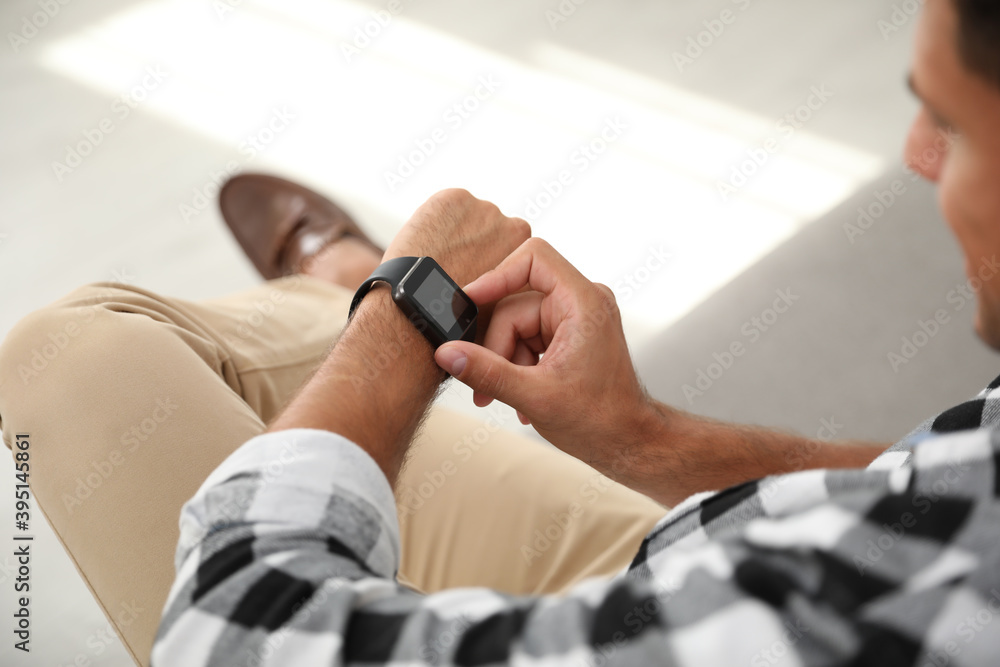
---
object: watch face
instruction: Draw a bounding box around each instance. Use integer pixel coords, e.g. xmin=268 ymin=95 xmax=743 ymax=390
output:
xmin=398 ymin=258 xmax=478 ymax=344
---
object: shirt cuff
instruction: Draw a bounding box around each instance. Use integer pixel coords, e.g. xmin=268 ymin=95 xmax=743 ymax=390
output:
xmin=176 ymin=428 xmax=401 ymax=579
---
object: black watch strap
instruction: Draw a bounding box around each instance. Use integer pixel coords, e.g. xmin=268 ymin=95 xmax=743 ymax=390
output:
xmin=348 ymin=256 xmax=419 ymax=320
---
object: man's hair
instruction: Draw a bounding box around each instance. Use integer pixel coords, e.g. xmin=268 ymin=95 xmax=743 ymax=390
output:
xmin=953 ymin=0 xmax=1000 ymax=88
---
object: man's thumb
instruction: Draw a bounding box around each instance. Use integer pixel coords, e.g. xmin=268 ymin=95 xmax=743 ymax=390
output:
xmin=435 ymin=342 xmax=525 ymax=406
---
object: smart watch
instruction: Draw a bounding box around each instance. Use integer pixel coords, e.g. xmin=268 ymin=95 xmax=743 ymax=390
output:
xmin=348 ymin=257 xmax=478 ymax=349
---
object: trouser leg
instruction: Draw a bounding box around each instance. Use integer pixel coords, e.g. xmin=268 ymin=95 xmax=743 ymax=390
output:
xmin=0 ymin=276 xmax=665 ymax=664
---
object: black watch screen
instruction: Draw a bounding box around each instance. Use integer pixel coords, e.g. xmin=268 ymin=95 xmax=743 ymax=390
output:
xmin=397 ymin=258 xmax=478 ymax=347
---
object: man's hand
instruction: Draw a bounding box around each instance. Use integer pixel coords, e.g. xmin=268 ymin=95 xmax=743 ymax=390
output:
xmin=434 ymin=239 xmax=889 ymax=507
xmin=432 ymin=238 xmax=671 ymax=493
xmin=383 ymin=189 xmax=531 ymax=288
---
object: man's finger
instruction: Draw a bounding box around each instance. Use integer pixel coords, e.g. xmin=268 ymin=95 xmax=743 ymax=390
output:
xmin=482 ymin=291 xmax=545 ymax=361
xmin=470 ymin=339 xmax=538 ymax=408
xmin=511 ymin=340 xmax=539 ymax=368
xmin=473 ymin=390 xmax=494 ymax=408
xmin=464 ymin=238 xmax=591 ymax=306
xmin=435 ymin=341 xmax=530 ymax=408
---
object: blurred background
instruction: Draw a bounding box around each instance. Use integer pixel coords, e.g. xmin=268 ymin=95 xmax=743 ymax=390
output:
xmin=2 ymin=0 xmax=997 ymax=664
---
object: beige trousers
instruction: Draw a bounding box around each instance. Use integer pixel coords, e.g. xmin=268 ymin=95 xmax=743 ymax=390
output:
xmin=0 ymin=275 xmax=665 ymax=666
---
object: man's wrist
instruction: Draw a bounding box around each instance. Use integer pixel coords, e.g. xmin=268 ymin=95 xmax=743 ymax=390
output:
xmin=268 ymin=285 xmax=445 ymax=487
xmin=346 ymin=284 xmax=445 ymax=385
xmin=333 ymin=282 xmax=446 ymax=434
xmin=588 ymin=397 xmax=678 ymax=505
xmin=600 ymin=401 xmax=762 ymax=507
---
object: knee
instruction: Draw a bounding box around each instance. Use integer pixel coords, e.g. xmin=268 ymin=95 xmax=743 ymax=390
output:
xmin=2 ymin=298 xmax=82 ymax=392
xmin=0 ymin=283 xmax=187 ymax=443
xmin=2 ymin=283 xmax=127 ymax=379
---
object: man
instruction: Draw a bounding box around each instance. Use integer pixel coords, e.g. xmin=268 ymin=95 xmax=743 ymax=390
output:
xmin=4 ymin=0 xmax=1000 ymax=665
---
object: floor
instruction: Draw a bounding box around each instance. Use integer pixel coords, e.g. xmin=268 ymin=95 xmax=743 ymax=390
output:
xmin=2 ymin=0 xmax=995 ymax=664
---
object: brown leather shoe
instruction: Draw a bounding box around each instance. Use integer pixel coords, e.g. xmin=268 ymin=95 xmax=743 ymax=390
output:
xmin=219 ymin=173 xmax=384 ymax=280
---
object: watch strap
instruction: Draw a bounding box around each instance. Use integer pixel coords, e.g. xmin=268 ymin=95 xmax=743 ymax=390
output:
xmin=348 ymin=256 xmax=419 ymax=320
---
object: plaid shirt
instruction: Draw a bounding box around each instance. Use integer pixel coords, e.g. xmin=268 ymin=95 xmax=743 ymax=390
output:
xmin=152 ymin=374 xmax=1000 ymax=666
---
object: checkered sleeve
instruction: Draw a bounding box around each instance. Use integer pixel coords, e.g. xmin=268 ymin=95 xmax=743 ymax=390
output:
xmin=152 ymin=426 xmax=1000 ymax=666
xmin=869 ymin=372 xmax=1000 ymax=471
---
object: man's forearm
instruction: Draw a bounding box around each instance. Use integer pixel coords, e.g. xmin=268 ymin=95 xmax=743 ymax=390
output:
xmin=617 ymin=401 xmax=889 ymax=507
xmin=267 ymin=287 xmax=444 ymax=487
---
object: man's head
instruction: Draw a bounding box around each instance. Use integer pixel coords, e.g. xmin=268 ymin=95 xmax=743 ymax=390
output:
xmin=906 ymin=0 xmax=1000 ymax=349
